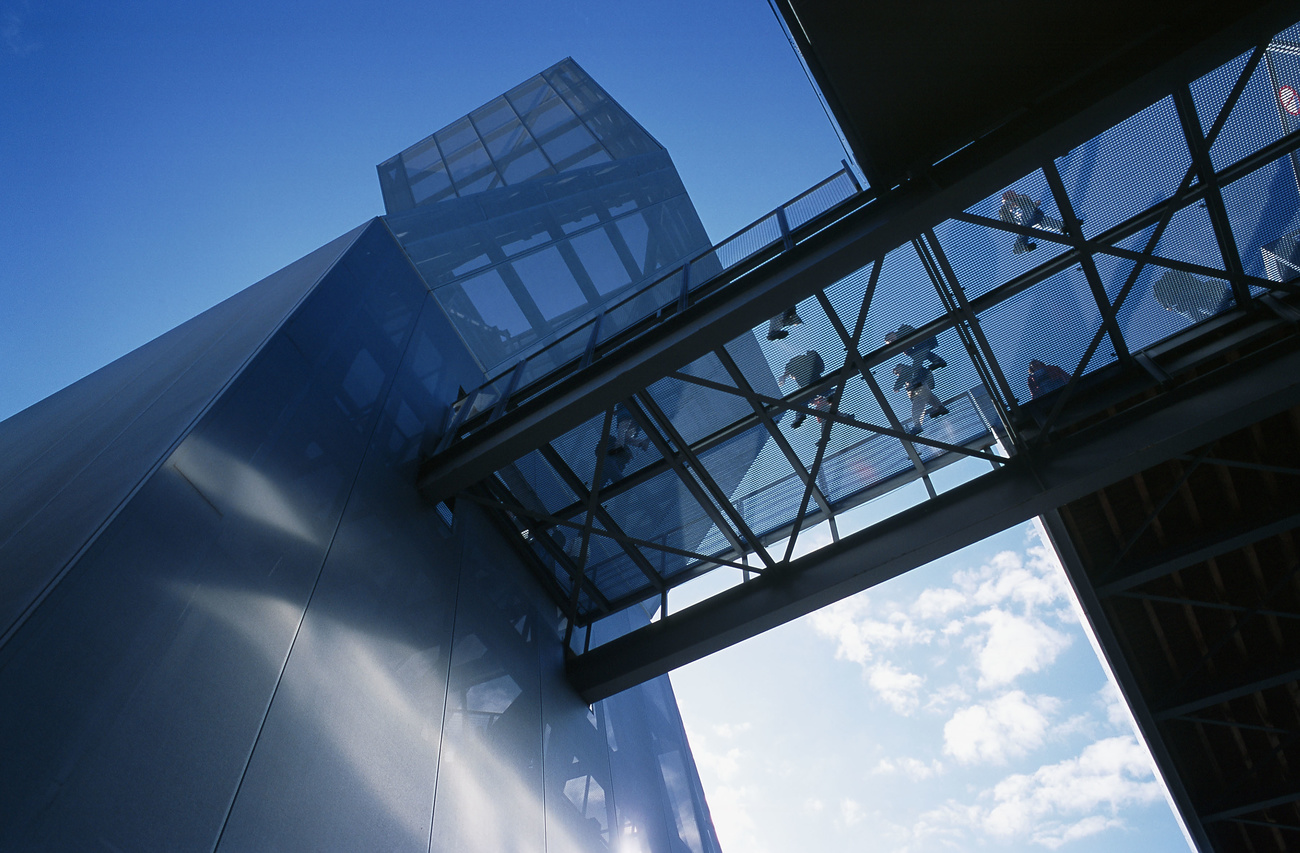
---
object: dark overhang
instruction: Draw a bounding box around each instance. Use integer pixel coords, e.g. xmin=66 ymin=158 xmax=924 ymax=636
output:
xmin=772 ymin=0 xmax=1300 ymax=189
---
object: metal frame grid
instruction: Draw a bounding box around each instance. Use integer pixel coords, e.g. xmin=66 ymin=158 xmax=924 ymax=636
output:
xmin=423 ymin=29 xmax=1300 ymax=641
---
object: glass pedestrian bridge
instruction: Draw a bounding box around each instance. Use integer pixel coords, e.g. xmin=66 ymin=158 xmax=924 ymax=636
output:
xmin=420 ymin=25 xmax=1300 ymax=647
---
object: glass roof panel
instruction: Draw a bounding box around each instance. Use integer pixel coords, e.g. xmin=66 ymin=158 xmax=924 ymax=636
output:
xmin=1057 ymin=97 xmax=1192 ymax=236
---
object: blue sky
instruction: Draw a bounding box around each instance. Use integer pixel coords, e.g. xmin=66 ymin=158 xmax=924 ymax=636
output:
xmin=672 ymin=513 xmax=1193 ymax=852
xmin=2 ymin=2 xmax=1194 ymax=850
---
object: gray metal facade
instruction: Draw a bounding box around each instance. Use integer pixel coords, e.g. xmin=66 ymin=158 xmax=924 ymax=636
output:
xmin=0 ymin=73 xmax=721 ymax=850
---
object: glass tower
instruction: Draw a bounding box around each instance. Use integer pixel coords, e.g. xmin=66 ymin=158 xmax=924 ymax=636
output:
xmin=380 ymin=58 xmax=717 ymax=375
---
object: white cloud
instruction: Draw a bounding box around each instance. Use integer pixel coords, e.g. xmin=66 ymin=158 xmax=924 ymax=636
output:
xmin=702 ymin=782 xmax=766 ymax=853
xmin=874 ymin=756 xmax=943 ymax=781
xmin=982 ymin=736 xmax=1163 ymax=842
xmin=910 ymin=801 xmax=982 ymax=849
xmin=3 ymin=11 xmax=39 ymax=57
xmin=1032 ymin=814 xmax=1125 ymax=849
xmin=810 ymin=595 xmax=933 ymax=665
xmin=696 ymin=746 xmax=744 ymax=782
xmin=970 ymin=608 xmax=1072 ymax=688
xmin=912 ymin=736 xmax=1164 ymax=850
xmin=943 ymin=691 xmax=1060 ymax=764
xmin=923 ymin=682 xmax=970 ymax=712
xmin=712 ymin=721 xmax=753 ymax=739
xmin=840 ymin=798 xmax=865 ymax=827
xmin=911 ymin=586 xmax=968 ymax=620
xmin=955 ymin=546 xmax=1070 ymax=612
xmin=802 ymin=798 xmax=825 ymax=814
xmin=868 ymin=661 xmax=925 ymax=715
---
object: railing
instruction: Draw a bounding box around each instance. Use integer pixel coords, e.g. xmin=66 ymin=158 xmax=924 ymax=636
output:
xmin=434 ymin=164 xmax=868 ymax=454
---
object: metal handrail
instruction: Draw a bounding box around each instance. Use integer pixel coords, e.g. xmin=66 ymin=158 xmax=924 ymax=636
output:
xmin=439 ymin=165 xmax=870 ymax=446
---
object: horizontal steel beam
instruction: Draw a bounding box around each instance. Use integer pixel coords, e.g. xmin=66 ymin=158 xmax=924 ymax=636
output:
xmin=1203 ymin=787 xmax=1300 ymax=823
xmin=1152 ymin=664 xmax=1300 ymax=721
xmin=568 ymin=337 xmax=1300 ymax=702
xmin=1097 ymin=509 xmax=1300 ymax=595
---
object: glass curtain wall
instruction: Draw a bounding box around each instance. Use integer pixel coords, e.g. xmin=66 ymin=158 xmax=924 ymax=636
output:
xmin=378 ymin=58 xmax=714 ymax=376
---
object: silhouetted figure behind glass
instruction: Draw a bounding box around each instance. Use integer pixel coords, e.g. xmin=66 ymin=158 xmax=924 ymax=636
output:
xmin=999 ymin=190 xmax=1064 ymax=254
xmin=892 ymin=362 xmax=948 ymax=435
xmin=596 ymin=404 xmax=651 ymax=486
xmin=1153 ymin=269 xmax=1233 ymax=323
xmin=780 ymin=350 xmax=825 ymax=428
xmin=1027 ymin=359 xmax=1070 ymax=399
xmin=885 ymin=324 xmax=946 ymax=369
xmin=767 ymin=306 xmax=803 ymax=340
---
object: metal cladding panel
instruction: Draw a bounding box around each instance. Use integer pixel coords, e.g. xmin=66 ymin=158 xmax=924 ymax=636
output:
xmin=0 ymin=221 xmax=415 ymax=849
xmin=0 ymin=223 xmax=367 ymax=646
xmin=212 ymin=231 xmax=467 ymax=852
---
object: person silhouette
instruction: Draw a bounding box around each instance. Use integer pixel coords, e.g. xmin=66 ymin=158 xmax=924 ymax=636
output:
xmin=998 ymin=190 xmax=1065 ymax=254
xmin=892 ymin=362 xmax=948 ymax=434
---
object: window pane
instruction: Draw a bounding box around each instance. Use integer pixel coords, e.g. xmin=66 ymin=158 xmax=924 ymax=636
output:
xmin=511 ymin=247 xmax=587 ymax=321
xmin=571 ymin=227 xmax=634 ymax=294
xmin=543 ymin=123 xmax=600 ymax=166
xmin=435 ymin=117 xmax=478 ymax=156
xmin=484 ymin=118 xmax=533 ymax=161
xmin=402 ymin=137 xmax=444 ymax=174
xmin=471 ymin=97 xmax=515 ymax=134
xmin=614 ymin=212 xmax=651 ymax=273
xmin=524 ymin=96 xmax=575 ymax=139
xmin=409 ymin=161 xmax=453 ymax=205
xmin=506 ymin=76 xmax=551 ymax=115
xmin=445 ymin=141 xmax=493 ymax=187
xmin=501 ymin=147 xmax=553 ymax=183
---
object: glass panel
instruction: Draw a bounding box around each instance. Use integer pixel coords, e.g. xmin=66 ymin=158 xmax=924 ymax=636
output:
xmin=979 ymin=268 xmax=1112 ymax=404
xmin=456 ymin=171 xmax=498 ymax=195
xmin=1222 ymin=154 xmax=1300 ymax=280
xmin=402 ymin=136 xmax=444 ymax=174
xmin=471 ymin=97 xmax=515 ymax=134
xmin=440 ymin=268 xmax=533 ymax=340
xmin=598 ymin=272 xmax=681 ymax=344
xmin=783 ymin=171 xmax=859 ymax=230
xmin=518 ymin=319 xmax=597 ymax=389
xmin=564 ymin=148 xmax=612 ymax=170
xmin=510 ymin=247 xmax=588 ymax=321
xmin=614 ymin=211 xmax=651 ymax=274
xmin=557 ymin=203 xmax=601 ymax=235
xmin=409 ymin=160 xmax=454 ymax=206
xmin=506 ymin=75 xmax=552 ymax=116
xmin=571 ymin=227 xmax=635 ymax=294
xmin=435 ymin=117 xmax=478 ymax=156
xmin=501 ymin=218 xmax=554 ymax=257
xmin=446 ymin=141 xmax=494 ymax=188
xmin=714 ymin=213 xmax=780 ymax=268
xmin=501 ymin=147 xmax=554 ymax=183
xmin=484 ymin=118 xmax=534 ymax=161
xmin=525 ymin=95 xmax=577 ymax=140
xmin=543 ymin=123 xmax=600 ymax=167
xmin=1055 ymin=96 xmax=1192 ymax=236
xmin=1208 ymin=47 xmax=1298 ymax=171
